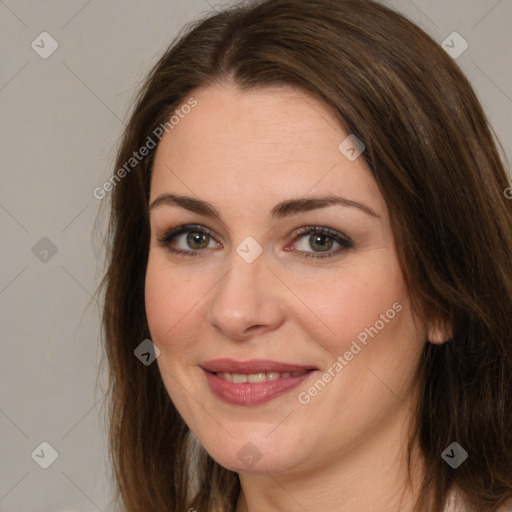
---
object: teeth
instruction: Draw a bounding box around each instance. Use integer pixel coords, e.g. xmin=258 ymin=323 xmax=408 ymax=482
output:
xmin=232 ymin=373 xmax=247 ymax=383
xmin=217 ymin=370 xmax=307 ymax=383
xmin=247 ymin=372 xmax=267 ymax=383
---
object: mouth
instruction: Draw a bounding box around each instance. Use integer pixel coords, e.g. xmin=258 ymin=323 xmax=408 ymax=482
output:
xmin=213 ymin=369 xmax=309 ymax=383
xmin=200 ymin=358 xmax=318 ymax=374
xmin=200 ymin=359 xmax=319 ymax=406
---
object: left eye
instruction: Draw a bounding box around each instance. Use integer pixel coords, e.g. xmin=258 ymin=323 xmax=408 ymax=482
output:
xmin=296 ymin=232 xmax=337 ymax=251
xmin=290 ymin=227 xmax=353 ymax=259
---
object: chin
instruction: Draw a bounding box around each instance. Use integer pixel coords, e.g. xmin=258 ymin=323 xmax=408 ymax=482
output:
xmin=198 ymin=434 xmax=306 ymax=475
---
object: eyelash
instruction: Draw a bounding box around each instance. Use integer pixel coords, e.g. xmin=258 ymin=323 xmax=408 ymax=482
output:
xmin=156 ymin=224 xmax=353 ymax=260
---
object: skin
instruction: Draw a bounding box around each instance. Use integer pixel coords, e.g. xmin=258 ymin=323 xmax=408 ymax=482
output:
xmin=145 ymin=81 xmax=443 ymax=512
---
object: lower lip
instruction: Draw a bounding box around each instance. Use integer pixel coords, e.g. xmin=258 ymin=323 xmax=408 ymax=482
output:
xmin=202 ymin=369 xmax=316 ymax=406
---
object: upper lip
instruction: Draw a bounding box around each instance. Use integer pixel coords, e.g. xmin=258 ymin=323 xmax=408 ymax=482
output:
xmin=200 ymin=358 xmax=318 ymax=374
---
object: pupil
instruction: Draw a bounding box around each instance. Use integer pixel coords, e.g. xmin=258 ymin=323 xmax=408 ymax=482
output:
xmin=187 ymin=232 xmax=208 ymax=249
xmin=311 ymin=234 xmax=332 ymax=252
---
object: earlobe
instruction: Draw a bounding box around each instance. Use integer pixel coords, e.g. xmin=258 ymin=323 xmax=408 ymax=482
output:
xmin=427 ymin=321 xmax=453 ymax=345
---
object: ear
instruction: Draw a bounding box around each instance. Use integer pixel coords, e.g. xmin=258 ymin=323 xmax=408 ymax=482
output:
xmin=427 ymin=319 xmax=453 ymax=345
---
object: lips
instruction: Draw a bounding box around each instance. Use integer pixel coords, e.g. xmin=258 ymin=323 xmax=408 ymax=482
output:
xmin=200 ymin=358 xmax=318 ymax=406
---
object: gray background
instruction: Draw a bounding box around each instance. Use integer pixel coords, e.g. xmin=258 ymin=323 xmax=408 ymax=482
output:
xmin=0 ymin=0 xmax=510 ymax=510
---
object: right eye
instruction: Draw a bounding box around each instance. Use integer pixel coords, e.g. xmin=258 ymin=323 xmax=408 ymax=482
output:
xmin=156 ymin=224 xmax=221 ymax=256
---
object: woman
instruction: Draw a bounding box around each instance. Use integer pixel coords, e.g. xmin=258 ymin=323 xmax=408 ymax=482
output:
xmin=98 ymin=0 xmax=512 ymax=510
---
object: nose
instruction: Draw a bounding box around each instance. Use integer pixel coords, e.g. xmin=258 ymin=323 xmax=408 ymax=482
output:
xmin=206 ymin=247 xmax=285 ymax=341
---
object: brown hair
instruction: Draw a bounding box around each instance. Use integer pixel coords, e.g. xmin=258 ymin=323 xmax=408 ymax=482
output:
xmin=97 ymin=0 xmax=512 ymax=510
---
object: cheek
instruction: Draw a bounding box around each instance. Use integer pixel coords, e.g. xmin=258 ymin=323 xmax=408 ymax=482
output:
xmin=144 ymin=254 xmax=200 ymax=350
xmin=292 ymin=255 xmax=407 ymax=356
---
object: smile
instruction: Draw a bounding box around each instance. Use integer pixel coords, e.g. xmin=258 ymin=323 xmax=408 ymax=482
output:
xmin=200 ymin=359 xmax=318 ymax=406
xmin=215 ymin=370 xmax=308 ymax=383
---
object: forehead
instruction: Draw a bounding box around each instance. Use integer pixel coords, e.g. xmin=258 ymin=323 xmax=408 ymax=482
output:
xmin=150 ymin=82 xmax=384 ymax=216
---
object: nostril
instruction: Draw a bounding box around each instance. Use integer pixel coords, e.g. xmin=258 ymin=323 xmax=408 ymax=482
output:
xmin=246 ymin=324 xmax=263 ymax=332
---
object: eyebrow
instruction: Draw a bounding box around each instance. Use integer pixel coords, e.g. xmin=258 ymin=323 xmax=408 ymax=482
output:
xmin=149 ymin=193 xmax=381 ymax=220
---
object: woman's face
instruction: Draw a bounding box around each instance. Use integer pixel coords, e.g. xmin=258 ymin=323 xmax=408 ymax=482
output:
xmin=145 ymin=82 xmax=427 ymax=475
